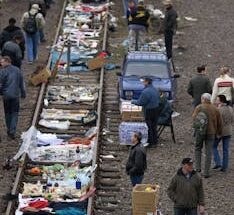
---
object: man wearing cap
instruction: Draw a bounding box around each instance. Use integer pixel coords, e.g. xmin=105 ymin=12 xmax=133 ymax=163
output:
xmin=192 ymin=93 xmax=223 ymax=178
xmin=132 ymin=77 xmax=160 ymax=146
xmin=21 ymin=4 xmax=45 ymax=63
xmin=167 ymin=158 xmax=205 ymax=215
xmin=126 ymin=132 xmax=147 ymax=186
xmin=29 ymin=0 xmax=47 ymax=42
xmin=163 ymin=0 xmax=178 ymax=59
xmin=127 ymin=0 xmax=150 ymax=49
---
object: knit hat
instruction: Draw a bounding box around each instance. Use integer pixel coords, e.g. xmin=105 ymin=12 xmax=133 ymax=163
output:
xmin=163 ymin=0 xmax=173 ymax=5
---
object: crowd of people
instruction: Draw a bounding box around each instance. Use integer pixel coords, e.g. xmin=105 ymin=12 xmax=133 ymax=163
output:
xmin=125 ymin=1 xmax=234 ymax=214
xmin=0 ymin=0 xmax=54 ymax=140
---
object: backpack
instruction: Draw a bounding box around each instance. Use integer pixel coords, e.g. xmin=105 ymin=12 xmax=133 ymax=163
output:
xmin=193 ymin=107 xmax=208 ymax=136
xmin=24 ymin=13 xmax=38 ymax=34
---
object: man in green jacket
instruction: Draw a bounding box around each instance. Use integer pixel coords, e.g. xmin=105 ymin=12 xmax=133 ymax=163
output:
xmin=187 ymin=65 xmax=212 ymax=107
xmin=167 ymin=158 xmax=205 ymax=215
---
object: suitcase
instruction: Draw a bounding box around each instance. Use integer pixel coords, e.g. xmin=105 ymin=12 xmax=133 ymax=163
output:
xmin=119 ymin=122 xmax=148 ymax=145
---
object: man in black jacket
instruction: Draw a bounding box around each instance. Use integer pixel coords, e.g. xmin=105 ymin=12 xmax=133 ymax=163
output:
xmin=0 ymin=56 xmax=26 ymax=139
xmin=1 ymin=35 xmax=24 ymax=68
xmin=163 ymin=0 xmax=177 ymax=59
xmin=187 ymin=65 xmax=212 ymax=107
xmin=167 ymin=158 xmax=205 ymax=215
xmin=128 ymin=0 xmax=150 ymax=49
xmin=126 ymin=132 xmax=147 ymax=186
xmin=0 ymin=18 xmax=25 ymax=58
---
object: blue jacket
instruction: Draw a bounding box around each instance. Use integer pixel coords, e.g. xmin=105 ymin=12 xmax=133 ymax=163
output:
xmin=0 ymin=65 xmax=26 ymax=99
xmin=132 ymin=84 xmax=160 ymax=111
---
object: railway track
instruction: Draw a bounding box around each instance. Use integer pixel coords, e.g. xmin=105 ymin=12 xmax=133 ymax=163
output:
xmin=5 ymin=0 xmax=119 ymax=214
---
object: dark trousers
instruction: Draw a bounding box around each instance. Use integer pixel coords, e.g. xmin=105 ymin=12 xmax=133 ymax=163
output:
xmin=164 ymin=31 xmax=174 ymax=59
xmin=3 ymin=98 xmax=20 ymax=135
xmin=174 ymin=208 xmax=197 ymax=215
xmin=130 ymin=174 xmax=144 ymax=187
xmin=145 ymin=107 xmax=159 ymax=145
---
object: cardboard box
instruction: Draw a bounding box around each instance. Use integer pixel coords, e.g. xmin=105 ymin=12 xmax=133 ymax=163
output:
xmin=132 ymin=184 xmax=160 ymax=215
xmin=87 ymin=56 xmax=107 ymax=70
xmin=120 ymin=100 xmax=144 ymax=122
xmin=30 ymin=68 xmax=51 ymax=86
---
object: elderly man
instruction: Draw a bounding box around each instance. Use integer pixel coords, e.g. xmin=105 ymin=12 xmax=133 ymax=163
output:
xmin=163 ymin=0 xmax=178 ymax=59
xmin=126 ymin=132 xmax=147 ymax=186
xmin=192 ymin=93 xmax=223 ymax=178
xmin=167 ymin=158 xmax=205 ymax=215
xmin=132 ymin=77 xmax=160 ymax=146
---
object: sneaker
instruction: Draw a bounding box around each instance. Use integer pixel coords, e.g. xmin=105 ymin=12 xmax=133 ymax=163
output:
xmin=212 ymin=165 xmax=222 ymax=169
xmin=27 ymin=61 xmax=33 ymax=65
xmin=220 ymin=168 xmax=227 ymax=172
xmin=204 ymin=175 xmax=211 ymax=178
xmin=196 ymin=169 xmax=201 ymax=173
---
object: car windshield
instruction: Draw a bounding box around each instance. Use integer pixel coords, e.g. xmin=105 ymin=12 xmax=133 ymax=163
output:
xmin=125 ymin=61 xmax=169 ymax=78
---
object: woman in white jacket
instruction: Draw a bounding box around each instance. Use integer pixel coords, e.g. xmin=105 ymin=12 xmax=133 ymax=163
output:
xmin=211 ymin=67 xmax=234 ymax=105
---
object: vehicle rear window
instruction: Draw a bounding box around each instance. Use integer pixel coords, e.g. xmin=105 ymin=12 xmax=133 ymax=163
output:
xmin=125 ymin=61 xmax=169 ymax=78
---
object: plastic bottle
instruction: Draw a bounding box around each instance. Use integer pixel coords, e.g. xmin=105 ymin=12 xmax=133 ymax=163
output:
xmin=76 ymin=177 xmax=81 ymax=190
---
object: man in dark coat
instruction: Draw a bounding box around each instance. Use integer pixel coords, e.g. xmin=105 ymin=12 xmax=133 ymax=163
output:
xmin=187 ymin=65 xmax=212 ymax=107
xmin=1 ymin=35 xmax=24 ymax=68
xmin=0 ymin=18 xmax=25 ymax=58
xmin=163 ymin=0 xmax=178 ymax=59
xmin=167 ymin=158 xmax=205 ymax=215
xmin=0 ymin=56 xmax=26 ymax=139
xmin=132 ymin=77 xmax=160 ymax=146
xmin=128 ymin=0 xmax=150 ymax=49
xmin=126 ymin=132 xmax=147 ymax=186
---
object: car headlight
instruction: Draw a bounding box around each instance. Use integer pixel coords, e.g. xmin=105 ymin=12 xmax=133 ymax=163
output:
xmin=125 ymin=90 xmax=133 ymax=99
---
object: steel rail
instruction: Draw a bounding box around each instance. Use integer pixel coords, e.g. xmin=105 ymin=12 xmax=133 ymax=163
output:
xmin=5 ymin=0 xmax=68 ymax=214
xmin=87 ymin=2 xmax=109 ymax=214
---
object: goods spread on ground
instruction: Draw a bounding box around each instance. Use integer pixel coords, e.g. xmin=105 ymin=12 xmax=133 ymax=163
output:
xmin=14 ymin=1 xmax=110 ymax=214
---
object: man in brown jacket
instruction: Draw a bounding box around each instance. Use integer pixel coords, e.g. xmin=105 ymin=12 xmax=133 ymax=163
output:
xmin=192 ymin=93 xmax=223 ymax=178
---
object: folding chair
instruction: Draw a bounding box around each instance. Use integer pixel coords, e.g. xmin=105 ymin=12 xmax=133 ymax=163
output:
xmin=157 ymin=112 xmax=176 ymax=143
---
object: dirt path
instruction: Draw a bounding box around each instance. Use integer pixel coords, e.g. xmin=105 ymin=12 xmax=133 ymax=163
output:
xmin=109 ymin=0 xmax=234 ymax=214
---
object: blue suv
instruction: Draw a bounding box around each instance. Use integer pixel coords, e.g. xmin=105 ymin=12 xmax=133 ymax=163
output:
xmin=118 ymin=51 xmax=180 ymax=101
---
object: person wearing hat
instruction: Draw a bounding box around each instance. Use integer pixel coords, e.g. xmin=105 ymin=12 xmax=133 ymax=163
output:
xmin=127 ymin=0 xmax=150 ymax=49
xmin=163 ymin=0 xmax=178 ymax=59
xmin=29 ymin=0 xmax=47 ymax=42
xmin=192 ymin=93 xmax=223 ymax=178
xmin=132 ymin=77 xmax=160 ymax=147
xmin=21 ymin=4 xmax=45 ymax=63
xmin=167 ymin=158 xmax=205 ymax=215
xmin=126 ymin=132 xmax=147 ymax=186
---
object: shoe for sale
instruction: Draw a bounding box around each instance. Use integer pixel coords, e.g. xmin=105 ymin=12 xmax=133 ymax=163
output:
xmin=212 ymin=165 xmax=222 ymax=169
